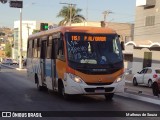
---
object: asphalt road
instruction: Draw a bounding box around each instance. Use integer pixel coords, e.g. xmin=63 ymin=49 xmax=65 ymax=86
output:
xmin=0 ymin=66 xmax=160 ymax=120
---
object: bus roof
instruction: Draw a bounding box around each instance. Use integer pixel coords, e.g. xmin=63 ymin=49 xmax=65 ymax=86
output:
xmin=28 ymin=26 xmax=117 ymax=40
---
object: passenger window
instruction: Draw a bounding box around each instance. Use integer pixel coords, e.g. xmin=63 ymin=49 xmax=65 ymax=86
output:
xmin=46 ymin=36 xmax=52 ymax=59
xmin=140 ymin=69 xmax=147 ymax=74
xmin=57 ymin=35 xmax=65 ymax=61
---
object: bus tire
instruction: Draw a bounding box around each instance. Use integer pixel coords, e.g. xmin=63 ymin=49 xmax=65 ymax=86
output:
xmin=104 ymin=93 xmax=114 ymax=100
xmin=58 ymin=80 xmax=70 ymax=100
xmin=35 ymin=74 xmax=43 ymax=91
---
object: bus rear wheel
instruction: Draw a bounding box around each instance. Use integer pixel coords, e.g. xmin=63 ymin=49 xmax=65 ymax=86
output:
xmin=104 ymin=93 xmax=114 ymax=100
xmin=35 ymin=74 xmax=44 ymax=91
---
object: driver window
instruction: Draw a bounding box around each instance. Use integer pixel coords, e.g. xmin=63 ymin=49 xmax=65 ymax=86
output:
xmin=140 ymin=69 xmax=147 ymax=74
xmin=57 ymin=35 xmax=65 ymax=61
xmin=113 ymin=38 xmax=120 ymax=55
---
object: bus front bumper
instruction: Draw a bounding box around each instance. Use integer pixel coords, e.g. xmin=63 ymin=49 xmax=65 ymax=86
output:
xmin=63 ymin=73 xmax=125 ymax=95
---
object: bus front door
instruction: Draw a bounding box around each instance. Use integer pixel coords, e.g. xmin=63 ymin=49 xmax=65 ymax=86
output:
xmin=40 ymin=40 xmax=47 ymax=83
xmin=51 ymin=38 xmax=58 ymax=91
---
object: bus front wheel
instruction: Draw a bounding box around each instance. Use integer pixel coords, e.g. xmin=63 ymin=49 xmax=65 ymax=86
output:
xmin=104 ymin=93 xmax=114 ymax=100
xmin=58 ymin=80 xmax=70 ymax=100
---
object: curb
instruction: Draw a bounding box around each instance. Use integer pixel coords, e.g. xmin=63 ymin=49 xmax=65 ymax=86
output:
xmin=116 ymin=92 xmax=160 ymax=106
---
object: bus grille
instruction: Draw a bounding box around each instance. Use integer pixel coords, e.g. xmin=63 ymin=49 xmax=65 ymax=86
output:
xmin=86 ymin=82 xmax=113 ymax=86
xmin=84 ymin=87 xmax=114 ymax=93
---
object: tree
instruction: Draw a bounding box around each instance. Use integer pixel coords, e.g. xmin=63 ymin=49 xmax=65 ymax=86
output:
xmin=5 ymin=43 xmax=12 ymax=57
xmin=32 ymin=29 xmax=40 ymax=34
xmin=57 ymin=6 xmax=85 ymax=26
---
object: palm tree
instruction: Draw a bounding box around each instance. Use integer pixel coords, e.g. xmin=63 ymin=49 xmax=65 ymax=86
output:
xmin=57 ymin=6 xmax=85 ymax=26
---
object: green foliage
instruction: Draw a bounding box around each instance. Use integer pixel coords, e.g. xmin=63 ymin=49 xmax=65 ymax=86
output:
xmin=32 ymin=29 xmax=40 ymax=34
xmin=5 ymin=43 xmax=12 ymax=57
xmin=57 ymin=6 xmax=86 ymax=26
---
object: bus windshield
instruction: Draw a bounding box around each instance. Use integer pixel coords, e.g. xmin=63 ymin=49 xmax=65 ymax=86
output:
xmin=66 ymin=32 xmax=123 ymax=68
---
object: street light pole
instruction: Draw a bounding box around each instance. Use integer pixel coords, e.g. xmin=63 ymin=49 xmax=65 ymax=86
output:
xmin=102 ymin=10 xmax=113 ymax=27
xmin=9 ymin=0 xmax=23 ymax=69
xmin=19 ymin=8 xmax=23 ymax=69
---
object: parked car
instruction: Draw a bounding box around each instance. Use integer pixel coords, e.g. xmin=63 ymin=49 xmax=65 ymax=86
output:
xmin=12 ymin=59 xmax=19 ymax=65
xmin=132 ymin=67 xmax=160 ymax=87
xmin=2 ymin=58 xmax=13 ymax=65
xmin=152 ymin=78 xmax=160 ymax=96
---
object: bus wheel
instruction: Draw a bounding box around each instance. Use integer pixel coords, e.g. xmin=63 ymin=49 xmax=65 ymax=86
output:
xmin=35 ymin=75 xmax=43 ymax=91
xmin=104 ymin=93 xmax=114 ymax=100
xmin=58 ymin=81 xmax=70 ymax=100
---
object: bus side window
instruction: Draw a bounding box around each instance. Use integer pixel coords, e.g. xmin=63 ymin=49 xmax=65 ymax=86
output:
xmin=57 ymin=36 xmax=65 ymax=61
xmin=46 ymin=37 xmax=52 ymax=59
xmin=52 ymin=38 xmax=58 ymax=59
xmin=27 ymin=40 xmax=33 ymax=58
xmin=33 ymin=39 xmax=38 ymax=58
xmin=37 ymin=38 xmax=41 ymax=58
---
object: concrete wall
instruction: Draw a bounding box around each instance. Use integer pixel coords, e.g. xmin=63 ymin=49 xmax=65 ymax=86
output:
xmin=151 ymin=50 xmax=160 ymax=68
xmin=134 ymin=0 xmax=160 ymax=42
xmin=132 ymin=48 xmax=150 ymax=74
xmin=132 ymin=47 xmax=160 ymax=74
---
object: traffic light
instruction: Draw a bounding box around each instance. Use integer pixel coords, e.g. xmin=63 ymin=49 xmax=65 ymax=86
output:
xmin=10 ymin=0 xmax=23 ymax=8
xmin=40 ymin=23 xmax=48 ymax=31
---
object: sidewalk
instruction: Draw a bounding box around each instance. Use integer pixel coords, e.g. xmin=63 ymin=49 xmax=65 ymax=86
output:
xmin=1 ymin=64 xmax=160 ymax=105
xmin=120 ymin=73 xmax=160 ymax=105
xmin=1 ymin=63 xmax=27 ymax=71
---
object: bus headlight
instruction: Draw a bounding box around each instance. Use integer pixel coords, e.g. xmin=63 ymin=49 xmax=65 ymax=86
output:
xmin=69 ymin=73 xmax=83 ymax=83
xmin=114 ymin=75 xmax=124 ymax=83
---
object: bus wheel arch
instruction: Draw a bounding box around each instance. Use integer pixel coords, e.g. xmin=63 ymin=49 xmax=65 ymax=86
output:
xmin=58 ymin=79 xmax=70 ymax=99
xmin=35 ymin=73 xmax=43 ymax=91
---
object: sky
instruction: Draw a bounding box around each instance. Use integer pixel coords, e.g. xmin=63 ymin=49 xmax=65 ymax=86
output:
xmin=0 ymin=0 xmax=136 ymax=28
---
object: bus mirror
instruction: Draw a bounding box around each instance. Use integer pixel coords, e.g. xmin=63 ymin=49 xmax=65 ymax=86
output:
xmin=121 ymin=41 xmax=125 ymax=50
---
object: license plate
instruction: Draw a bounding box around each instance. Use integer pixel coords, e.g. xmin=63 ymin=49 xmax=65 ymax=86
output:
xmin=95 ymin=89 xmax=105 ymax=93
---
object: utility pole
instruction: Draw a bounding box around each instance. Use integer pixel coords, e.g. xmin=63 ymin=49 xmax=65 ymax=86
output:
xmin=102 ymin=10 xmax=113 ymax=27
xmin=19 ymin=8 xmax=23 ymax=69
xmin=26 ymin=24 xmax=30 ymax=38
xmin=60 ymin=2 xmax=76 ymax=26
xmin=10 ymin=0 xmax=23 ymax=69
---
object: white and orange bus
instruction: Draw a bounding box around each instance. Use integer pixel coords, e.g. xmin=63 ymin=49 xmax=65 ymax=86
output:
xmin=27 ymin=26 xmax=125 ymax=100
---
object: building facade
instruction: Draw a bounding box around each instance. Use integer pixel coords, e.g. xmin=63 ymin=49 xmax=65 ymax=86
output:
xmin=13 ymin=21 xmax=54 ymax=60
xmin=134 ymin=0 xmax=157 ymax=42
xmin=129 ymin=0 xmax=160 ymax=74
